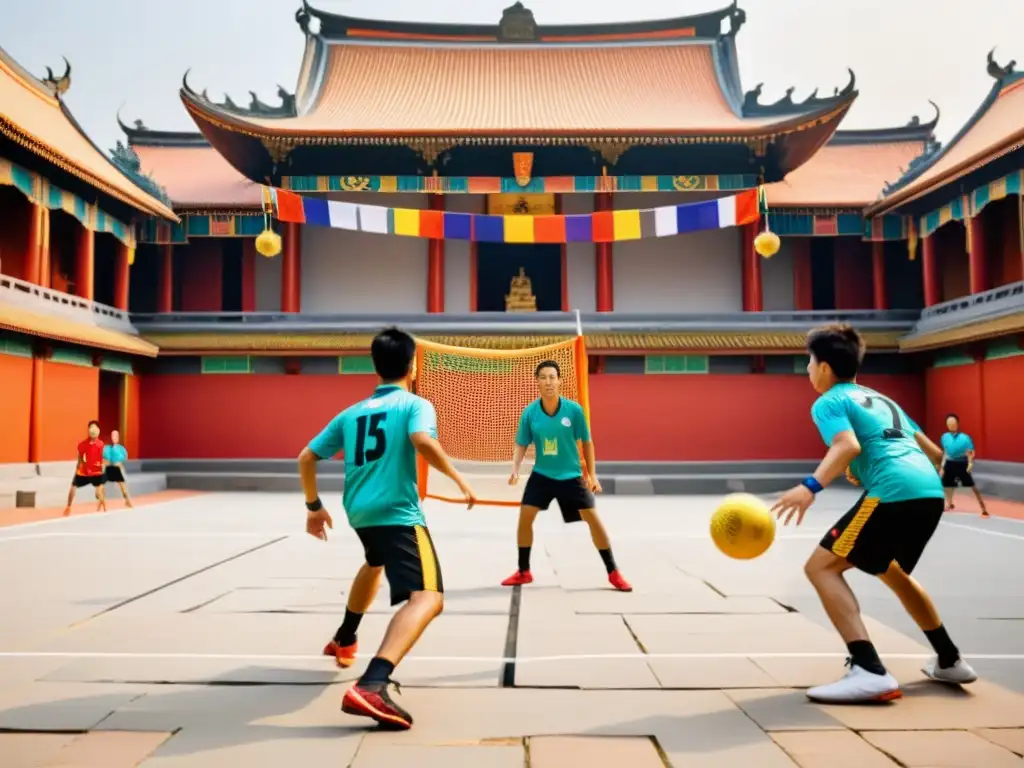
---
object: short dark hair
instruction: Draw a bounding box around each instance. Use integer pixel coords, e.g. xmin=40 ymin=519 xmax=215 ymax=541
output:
xmin=535 ymin=360 xmax=560 ymax=378
xmin=370 ymin=327 xmax=416 ymax=382
xmin=807 ymin=324 xmax=865 ymax=381
xmin=87 ymin=420 xmax=100 ymax=429
xmin=946 ymin=413 xmax=960 ymax=422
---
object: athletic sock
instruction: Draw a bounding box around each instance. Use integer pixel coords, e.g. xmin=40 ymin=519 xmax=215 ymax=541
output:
xmin=359 ymin=656 xmax=395 ymax=687
xmin=598 ymin=548 xmax=617 ymax=575
xmin=924 ymin=625 xmax=961 ymax=669
xmin=333 ymin=609 xmax=363 ymax=646
xmin=847 ymin=640 xmax=886 ymax=676
xmin=518 ymin=546 xmax=531 ymax=573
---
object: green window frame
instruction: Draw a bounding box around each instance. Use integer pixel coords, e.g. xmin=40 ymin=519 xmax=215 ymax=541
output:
xmin=99 ymin=355 xmax=134 ymax=374
xmin=932 ymin=349 xmax=976 ymax=368
xmin=50 ymin=347 xmax=94 ymax=367
xmin=0 ymin=337 xmax=32 ymax=358
xmin=645 ymin=355 xmax=709 ymax=374
xmin=339 ymin=356 xmax=375 ymax=374
xmin=985 ymin=337 xmax=1022 ymax=360
xmin=201 ymin=356 xmax=253 ymax=374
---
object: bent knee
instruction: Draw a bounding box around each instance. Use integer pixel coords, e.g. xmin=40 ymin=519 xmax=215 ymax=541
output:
xmin=804 ymin=547 xmax=847 ymax=581
xmin=410 ymin=589 xmax=444 ymax=616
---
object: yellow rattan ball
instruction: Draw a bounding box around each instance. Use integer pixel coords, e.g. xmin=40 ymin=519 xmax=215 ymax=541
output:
xmin=754 ymin=230 xmax=781 ymax=258
xmin=255 ymin=229 xmax=282 ymax=258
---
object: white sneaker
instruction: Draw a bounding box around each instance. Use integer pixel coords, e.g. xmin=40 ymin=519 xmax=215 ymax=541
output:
xmin=807 ymin=659 xmax=902 ymax=703
xmin=922 ymin=657 xmax=978 ymax=685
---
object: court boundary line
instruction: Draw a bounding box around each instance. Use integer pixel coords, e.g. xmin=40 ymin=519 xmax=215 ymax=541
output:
xmin=1 ymin=650 xmax=1023 ymax=662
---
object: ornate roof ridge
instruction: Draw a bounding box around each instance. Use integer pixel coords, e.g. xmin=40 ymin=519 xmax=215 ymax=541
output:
xmin=830 ymin=101 xmax=940 ymax=146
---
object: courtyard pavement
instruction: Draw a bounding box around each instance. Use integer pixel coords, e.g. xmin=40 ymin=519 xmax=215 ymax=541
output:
xmin=1 ymin=490 xmax=1023 ymax=766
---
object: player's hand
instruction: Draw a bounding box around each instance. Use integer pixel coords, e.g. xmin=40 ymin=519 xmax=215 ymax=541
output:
xmin=772 ymin=485 xmax=815 ymax=527
xmin=458 ymin=480 xmax=477 ymax=510
xmin=967 ymin=463 xmax=974 ymax=474
xmin=306 ymin=508 xmax=333 ymax=541
xmin=844 ymin=467 xmax=860 ymax=486
xmin=508 ymin=472 xmax=519 ymax=486
xmin=583 ymin=475 xmax=602 ymax=494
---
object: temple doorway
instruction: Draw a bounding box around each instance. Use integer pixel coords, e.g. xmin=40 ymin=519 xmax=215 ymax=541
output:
xmin=98 ymin=370 xmax=123 ymax=442
xmin=475 ymin=243 xmax=561 ymax=312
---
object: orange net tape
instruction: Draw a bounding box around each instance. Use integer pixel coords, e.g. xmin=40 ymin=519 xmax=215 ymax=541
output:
xmin=414 ymin=336 xmax=590 ymax=507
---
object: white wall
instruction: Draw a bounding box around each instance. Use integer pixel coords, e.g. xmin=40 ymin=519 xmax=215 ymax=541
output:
xmin=762 ymin=238 xmax=796 ymax=311
xmin=563 ymin=193 xmax=595 ymax=313
xmin=254 ymin=246 xmax=281 ymax=312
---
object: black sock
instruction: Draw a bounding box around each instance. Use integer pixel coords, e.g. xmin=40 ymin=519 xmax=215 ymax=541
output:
xmin=847 ymin=640 xmax=886 ymax=675
xmin=924 ymin=625 xmax=961 ymax=668
xmin=359 ymin=656 xmax=395 ymax=687
xmin=333 ymin=609 xmax=363 ymax=646
xmin=598 ymin=548 xmax=617 ymax=574
xmin=518 ymin=546 xmax=531 ymax=573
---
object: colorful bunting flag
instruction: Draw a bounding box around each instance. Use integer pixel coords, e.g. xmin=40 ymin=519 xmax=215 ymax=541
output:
xmin=269 ymin=188 xmax=760 ymax=243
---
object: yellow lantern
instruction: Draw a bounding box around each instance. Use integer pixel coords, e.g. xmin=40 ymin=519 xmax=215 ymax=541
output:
xmin=255 ymin=228 xmax=282 ymax=258
xmin=754 ymin=229 xmax=781 ymax=258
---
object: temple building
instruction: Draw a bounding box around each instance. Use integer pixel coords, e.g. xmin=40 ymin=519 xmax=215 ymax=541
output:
xmin=0 ymin=3 xmax=1021 ymax=497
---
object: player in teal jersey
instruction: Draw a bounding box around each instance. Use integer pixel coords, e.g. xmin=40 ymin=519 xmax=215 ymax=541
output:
xmin=298 ymin=327 xmax=476 ymax=731
xmin=773 ymin=324 xmax=977 ymax=704
xmin=939 ymin=414 xmax=989 ymax=516
xmin=101 ymin=430 xmax=132 ymax=507
xmin=501 ymin=360 xmax=632 ymax=592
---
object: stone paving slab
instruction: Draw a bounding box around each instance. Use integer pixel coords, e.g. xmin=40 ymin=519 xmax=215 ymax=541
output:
xmin=976 ymin=728 xmax=1024 ymax=756
xmin=353 ymin=742 xmax=526 ymax=768
xmin=769 ymin=730 xmax=901 ymax=767
xmin=528 ymin=736 xmax=664 ymax=767
xmin=863 ymin=729 xmax=1024 ymax=766
xmin=140 ymin=727 xmax=362 ymax=767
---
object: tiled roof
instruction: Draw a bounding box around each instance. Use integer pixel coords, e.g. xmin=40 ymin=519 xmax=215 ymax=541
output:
xmin=191 ymin=42 xmax=843 ymax=136
xmin=133 ymin=144 xmax=262 ymax=208
xmin=0 ymin=48 xmax=176 ymax=219
xmin=871 ymin=77 xmax=1024 ymax=213
xmin=0 ymin=302 xmax=159 ymax=357
xmin=767 ymin=141 xmax=928 ymax=208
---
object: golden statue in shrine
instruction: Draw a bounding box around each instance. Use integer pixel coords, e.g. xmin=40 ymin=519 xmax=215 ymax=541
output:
xmin=505 ymin=267 xmax=537 ymax=312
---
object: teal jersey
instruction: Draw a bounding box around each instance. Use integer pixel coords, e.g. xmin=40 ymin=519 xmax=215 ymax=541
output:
xmin=309 ymin=385 xmax=436 ymax=529
xmin=811 ymin=382 xmax=942 ymax=503
xmin=103 ymin=444 xmax=128 ymax=464
xmin=515 ymin=398 xmax=591 ymax=481
xmin=941 ymin=432 xmax=974 ymax=460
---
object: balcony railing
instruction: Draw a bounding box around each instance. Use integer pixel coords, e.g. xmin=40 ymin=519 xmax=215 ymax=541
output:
xmin=130 ymin=309 xmax=920 ymax=335
xmin=910 ymin=281 xmax=1024 ymax=336
xmin=0 ymin=275 xmax=136 ymax=334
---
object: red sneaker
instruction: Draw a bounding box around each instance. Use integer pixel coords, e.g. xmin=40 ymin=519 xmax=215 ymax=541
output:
xmin=501 ymin=570 xmax=534 ymax=586
xmin=323 ymin=640 xmax=358 ymax=669
xmin=342 ymin=680 xmax=412 ymax=730
xmin=608 ymin=570 xmax=633 ymax=592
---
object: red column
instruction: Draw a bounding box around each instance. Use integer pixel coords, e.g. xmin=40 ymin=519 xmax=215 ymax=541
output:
xmin=594 ymin=192 xmax=614 ymax=312
xmin=28 ymin=352 xmax=43 ymax=463
xmin=281 ymin=221 xmax=301 ymax=313
xmin=871 ymin=241 xmax=888 ymax=310
xmin=241 ymin=239 xmax=257 ymax=312
xmin=113 ymin=241 xmax=130 ymax=311
xmin=791 ymin=238 xmax=813 ymax=311
xmin=38 ymin=207 xmax=51 ymax=288
xmin=158 ymin=244 xmax=173 ymax=312
xmin=427 ymin=195 xmax=445 ymax=313
xmin=741 ymin=222 xmax=762 ymax=311
xmin=968 ymin=216 xmax=988 ymax=294
xmin=74 ymin=226 xmax=94 ymax=301
xmin=922 ymin=234 xmax=940 ymax=307
xmin=24 ymin=202 xmax=44 ymax=285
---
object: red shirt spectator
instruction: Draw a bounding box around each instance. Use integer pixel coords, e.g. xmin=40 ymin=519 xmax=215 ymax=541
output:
xmin=77 ymin=438 xmax=105 ymax=477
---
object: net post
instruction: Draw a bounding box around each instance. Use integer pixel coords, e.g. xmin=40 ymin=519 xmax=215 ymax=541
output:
xmin=415 ymin=343 xmax=429 ymax=501
xmin=574 ymin=308 xmax=583 ymax=337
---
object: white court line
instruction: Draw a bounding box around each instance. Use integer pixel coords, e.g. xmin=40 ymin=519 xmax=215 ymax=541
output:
xmin=941 ymin=521 xmax=1024 ymax=542
xmin=0 ymin=651 xmax=1021 ymax=663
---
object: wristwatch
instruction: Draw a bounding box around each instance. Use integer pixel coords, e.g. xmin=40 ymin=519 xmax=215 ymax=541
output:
xmin=305 ymin=498 xmax=323 ymax=512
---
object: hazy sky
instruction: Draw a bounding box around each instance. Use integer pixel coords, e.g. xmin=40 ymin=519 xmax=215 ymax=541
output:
xmin=3 ymin=0 xmax=1022 ymax=156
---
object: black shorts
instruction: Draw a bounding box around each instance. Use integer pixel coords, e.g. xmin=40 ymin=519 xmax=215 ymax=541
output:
xmin=355 ymin=525 xmax=443 ymax=606
xmin=72 ymin=474 xmax=104 ymax=488
xmin=819 ymin=493 xmax=944 ymax=576
xmin=521 ymin=471 xmax=595 ymax=523
xmin=942 ymin=459 xmax=974 ymax=488
xmin=106 ymin=466 xmax=125 ymax=483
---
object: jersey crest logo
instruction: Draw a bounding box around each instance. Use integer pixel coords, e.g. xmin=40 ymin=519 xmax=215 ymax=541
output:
xmin=561 ymin=417 xmax=572 ymax=427
xmin=542 ymin=437 xmax=558 ymax=456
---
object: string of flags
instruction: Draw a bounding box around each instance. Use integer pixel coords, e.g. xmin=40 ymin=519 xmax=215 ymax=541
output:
xmin=265 ymin=187 xmax=761 ymax=244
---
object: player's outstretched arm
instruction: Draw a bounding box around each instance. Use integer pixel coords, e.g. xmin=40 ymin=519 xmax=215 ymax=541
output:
xmin=914 ymin=432 xmax=944 ymax=468
xmin=581 ymin=440 xmax=601 ymax=492
xmin=410 ymin=432 xmax=477 ymax=508
xmin=510 ymin=443 xmax=528 ymax=484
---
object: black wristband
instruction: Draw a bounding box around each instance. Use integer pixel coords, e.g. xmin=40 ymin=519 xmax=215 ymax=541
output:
xmin=305 ymin=498 xmax=323 ymax=512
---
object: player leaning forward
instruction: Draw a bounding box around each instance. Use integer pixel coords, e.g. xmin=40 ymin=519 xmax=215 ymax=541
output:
xmin=773 ymin=324 xmax=976 ymax=703
xmin=502 ymin=359 xmax=632 ymax=592
xmin=298 ymin=327 xmax=477 ymax=731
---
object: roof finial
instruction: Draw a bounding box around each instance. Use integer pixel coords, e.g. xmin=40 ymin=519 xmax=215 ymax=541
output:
xmin=499 ymin=2 xmax=538 ymax=41
xmin=726 ymin=2 xmax=746 ymax=36
xmin=987 ymin=48 xmax=1017 ymax=81
xmin=42 ymin=57 xmax=71 ymax=97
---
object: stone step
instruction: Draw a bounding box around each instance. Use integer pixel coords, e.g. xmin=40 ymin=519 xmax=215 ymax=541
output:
xmin=0 ymin=473 xmax=167 ymax=509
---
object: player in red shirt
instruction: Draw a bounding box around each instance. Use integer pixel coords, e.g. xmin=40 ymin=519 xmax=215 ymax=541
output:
xmin=64 ymin=420 xmax=106 ymax=516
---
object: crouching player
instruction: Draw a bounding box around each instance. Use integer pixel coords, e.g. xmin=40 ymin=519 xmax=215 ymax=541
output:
xmin=773 ymin=324 xmax=977 ymax=703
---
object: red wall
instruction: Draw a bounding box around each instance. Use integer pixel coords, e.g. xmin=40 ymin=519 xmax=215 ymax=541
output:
xmin=179 ymin=240 xmax=223 ymax=312
xmin=833 ymin=239 xmax=873 ymax=310
xmin=138 ymin=372 xmax=924 ymax=460
xmin=36 ymin=361 xmax=99 ymax=462
xmin=0 ymin=188 xmax=30 ymax=281
xmin=98 ymin=371 xmax=121 ymax=443
xmin=926 ymin=357 xmax=1024 ymax=463
xmin=124 ymin=374 xmax=140 ymax=458
xmin=985 ymin=197 xmax=1023 ymax=288
xmin=0 ymin=354 xmax=33 ymax=463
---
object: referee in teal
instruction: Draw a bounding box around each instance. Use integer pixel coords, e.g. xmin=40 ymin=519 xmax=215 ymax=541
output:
xmin=940 ymin=414 xmax=989 ymax=517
